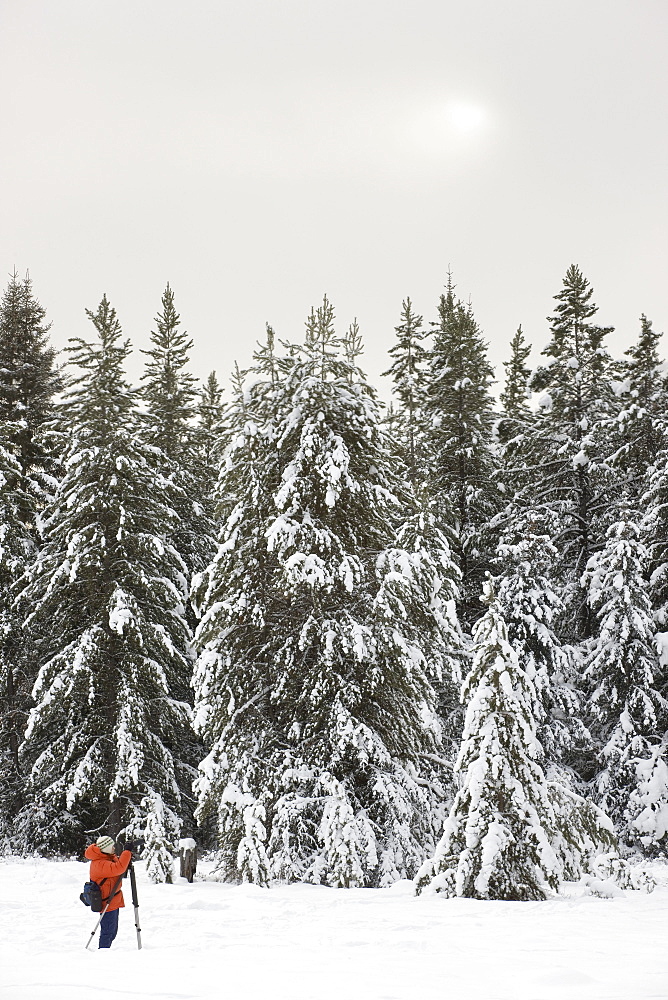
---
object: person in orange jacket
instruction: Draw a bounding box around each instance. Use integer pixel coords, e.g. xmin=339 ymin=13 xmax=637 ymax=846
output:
xmin=84 ymin=836 xmax=133 ymax=948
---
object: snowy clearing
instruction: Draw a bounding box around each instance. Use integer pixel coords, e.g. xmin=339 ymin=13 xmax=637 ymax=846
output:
xmin=1 ymin=858 xmax=667 ymax=1000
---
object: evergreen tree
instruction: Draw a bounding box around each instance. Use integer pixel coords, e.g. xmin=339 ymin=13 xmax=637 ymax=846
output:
xmin=626 ymin=740 xmax=668 ymax=855
xmin=529 ymin=265 xmax=615 ymax=640
xmin=140 ymin=285 xmax=215 ymax=580
xmin=0 ymin=271 xmax=62 ymax=528
xmin=385 ymin=499 xmax=464 ymax=759
xmin=379 ymin=401 xmax=409 ymax=472
xmin=499 ymin=325 xmax=532 ymax=428
xmin=416 ymin=582 xmax=560 ymax=900
xmin=192 ymin=371 xmax=227 ymax=506
xmin=496 ymin=325 xmax=536 ymax=502
xmin=0 ymin=420 xmax=34 ymax=843
xmin=343 ymin=318 xmax=364 ymax=379
xmin=193 ymin=299 xmax=460 ymax=886
xmin=643 ymin=452 xmax=668 ymax=626
xmin=611 ymin=315 xmax=666 ymax=501
xmin=192 ymin=352 xmax=281 ymax=881
xmin=584 ymin=518 xmax=665 ymax=845
xmin=16 ymin=296 xmax=195 ymax=876
xmin=495 ymin=516 xmax=591 ymax=783
xmin=382 ymin=298 xmax=428 ymax=483
xmin=633 ymin=451 xmax=668 ymax=855
xmin=546 ymin=780 xmax=616 ymax=879
xmin=141 ymin=283 xmax=198 ymax=461
xmin=0 ymin=270 xmax=61 ymax=846
xmin=423 ymin=277 xmax=498 ymax=625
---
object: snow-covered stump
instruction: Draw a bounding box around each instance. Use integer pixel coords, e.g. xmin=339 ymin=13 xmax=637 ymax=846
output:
xmin=179 ymin=838 xmax=198 ymax=882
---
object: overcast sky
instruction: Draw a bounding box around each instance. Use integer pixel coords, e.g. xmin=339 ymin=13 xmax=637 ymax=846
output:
xmin=1 ymin=0 xmax=666 ymax=396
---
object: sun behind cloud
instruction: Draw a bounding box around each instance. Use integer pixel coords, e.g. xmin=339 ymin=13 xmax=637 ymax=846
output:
xmin=405 ymin=97 xmax=492 ymax=163
xmin=447 ymin=101 xmax=487 ymax=133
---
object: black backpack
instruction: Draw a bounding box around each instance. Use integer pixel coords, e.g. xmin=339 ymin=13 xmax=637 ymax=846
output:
xmin=80 ymin=880 xmax=105 ymax=912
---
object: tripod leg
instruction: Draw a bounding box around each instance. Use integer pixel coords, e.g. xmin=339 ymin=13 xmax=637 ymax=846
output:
xmin=85 ymin=907 xmax=107 ymax=950
xmin=129 ymin=863 xmax=142 ymax=950
xmin=133 ymin=902 xmax=142 ymax=950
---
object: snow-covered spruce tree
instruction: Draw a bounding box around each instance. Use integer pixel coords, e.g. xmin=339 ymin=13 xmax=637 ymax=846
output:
xmin=529 ymin=265 xmax=615 ymax=640
xmin=630 ymin=464 xmax=668 ymax=854
xmin=194 ymin=298 xmax=460 ymax=886
xmin=494 ymin=515 xmax=591 ymax=784
xmin=498 ymin=325 xmax=532 ymax=436
xmin=140 ymin=284 xmax=216 ymax=580
xmin=0 ymin=270 xmax=62 ymax=529
xmin=416 ymin=581 xmax=560 ymax=900
xmin=642 ymin=450 xmax=668 ymax=631
xmin=611 ymin=315 xmax=667 ymax=503
xmin=342 ymin=317 xmax=364 ymax=376
xmin=385 ymin=495 xmax=464 ymax=761
xmin=192 ymin=349 xmax=282 ymax=879
xmin=546 ymin=780 xmax=616 ymax=879
xmin=0 ymin=421 xmax=35 ymax=845
xmin=0 ymin=272 xmax=62 ymax=840
xmin=382 ymin=298 xmax=429 ymax=485
xmin=625 ymin=739 xmax=668 ymax=856
xmin=423 ymin=277 xmax=499 ymax=627
xmin=496 ymin=325 xmax=537 ymax=499
xmin=141 ymin=283 xmax=198 ymax=462
xmin=584 ymin=518 xmax=665 ymax=847
xmin=16 ymin=296 xmax=195 ymax=877
xmin=192 ymin=370 xmax=228 ymax=508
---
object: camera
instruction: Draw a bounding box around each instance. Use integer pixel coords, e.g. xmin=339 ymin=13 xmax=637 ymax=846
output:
xmin=122 ymin=838 xmax=144 ymax=854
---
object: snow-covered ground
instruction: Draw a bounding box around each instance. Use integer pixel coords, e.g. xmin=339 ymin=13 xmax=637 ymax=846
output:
xmin=1 ymin=857 xmax=667 ymax=1000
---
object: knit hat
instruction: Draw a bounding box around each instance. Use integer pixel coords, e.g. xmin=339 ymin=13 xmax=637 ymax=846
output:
xmin=96 ymin=835 xmax=115 ymax=854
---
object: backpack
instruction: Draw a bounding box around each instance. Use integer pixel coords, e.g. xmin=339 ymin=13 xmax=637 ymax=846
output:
xmin=80 ymin=880 xmax=104 ymax=912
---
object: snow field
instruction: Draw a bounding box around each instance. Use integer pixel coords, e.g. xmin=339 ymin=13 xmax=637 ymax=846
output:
xmin=1 ymin=858 xmax=667 ymax=1000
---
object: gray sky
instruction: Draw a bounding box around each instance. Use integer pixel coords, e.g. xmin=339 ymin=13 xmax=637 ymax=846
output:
xmin=1 ymin=0 xmax=666 ymax=396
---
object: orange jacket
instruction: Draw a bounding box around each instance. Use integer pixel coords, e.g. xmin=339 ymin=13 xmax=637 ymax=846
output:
xmin=84 ymin=845 xmax=132 ymax=912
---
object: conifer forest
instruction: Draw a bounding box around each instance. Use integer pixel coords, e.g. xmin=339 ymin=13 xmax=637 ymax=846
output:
xmin=1 ymin=264 xmax=667 ymax=900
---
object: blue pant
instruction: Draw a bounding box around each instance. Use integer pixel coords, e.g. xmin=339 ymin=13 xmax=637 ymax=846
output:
xmin=99 ymin=908 xmax=119 ymax=949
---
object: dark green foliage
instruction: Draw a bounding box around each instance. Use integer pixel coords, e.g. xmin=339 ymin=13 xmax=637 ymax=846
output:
xmin=498 ymin=325 xmax=532 ymax=444
xmin=494 ymin=516 xmax=592 ymax=782
xmin=528 ymin=265 xmax=615 ymax=640
xmin=193 ymin=300 xmax=460 ymax=886
xmin=643 ymin=452 xmax=668 ymax=625
xmin=0 ymin=271 xmax=62 ymax=526
xmin=500 ymin=325 xmax=532 ymax=421
xmin=547 ymin=782 xmax=617 ymax=879
xmin=0 ymin=272 xmax=61 ymax=846
xmin=16 ymin=297 xmax=196 ymax=873
xmin=611 ymin=315 xmax=666 ymax=499
xmin=496 ymin=325 xmax=537 ymax=503
xmin=416 ymin=585 xmax=560 ymax=900
xmin=3 ymin=262 xmax=667 ymax=871
xmin=585 ymin=519 xmax=664 ymax=844
xmin=0 ymin=422 xmax=35 ymax=844
xmin=382 ymin=298 xmax=429 ymax=484
xmin=423 ymin=278 xmax=499 ymax=626
xmin=140 ymin=284 xmax=216 ymax=600
xmin=192 ymin=371 xmax=228 ymax=505
xmin=141 ymin=284 xmax=198 ymax=461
